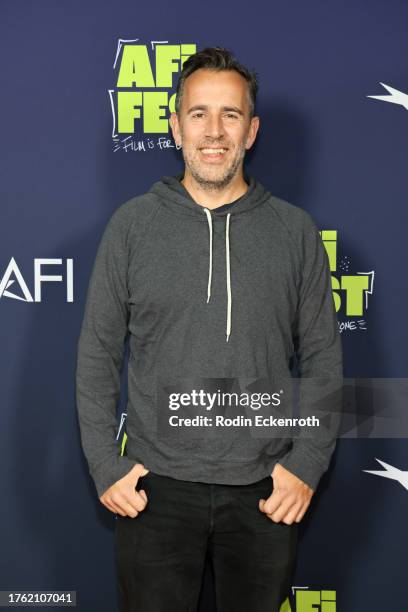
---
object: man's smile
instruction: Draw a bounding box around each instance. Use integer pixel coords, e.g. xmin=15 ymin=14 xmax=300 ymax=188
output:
xmin=199 ymin=146 xmax=229 ymax=161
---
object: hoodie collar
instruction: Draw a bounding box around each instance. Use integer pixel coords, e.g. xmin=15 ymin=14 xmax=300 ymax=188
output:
xmin=149 ymin=172 xmax=270 ymax=219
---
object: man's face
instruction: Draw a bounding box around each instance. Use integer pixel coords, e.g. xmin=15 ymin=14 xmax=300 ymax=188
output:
xmin=170 ymin=68 xmax=259 ymax=190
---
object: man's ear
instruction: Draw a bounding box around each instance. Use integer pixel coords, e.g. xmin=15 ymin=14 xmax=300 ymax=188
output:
xmin=169 ymin=112 xmax=181 ymax=147
xmin=245 ymin=115 xmax=260 ymax=150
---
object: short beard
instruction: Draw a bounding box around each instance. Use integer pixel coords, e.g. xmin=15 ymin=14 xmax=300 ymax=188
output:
xmin=181 ymin=141 xmax=247 ymax=192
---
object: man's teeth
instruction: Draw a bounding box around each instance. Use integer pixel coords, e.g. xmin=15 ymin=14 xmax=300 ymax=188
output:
xmin=201 ymin=148 xmax=227 ymax=154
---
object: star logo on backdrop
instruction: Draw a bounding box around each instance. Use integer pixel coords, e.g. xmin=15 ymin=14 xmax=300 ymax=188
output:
xmin=363 ymin=458 xmax=408 ymax=490
xmin=367 ymin=83 xmax=408 ymax=111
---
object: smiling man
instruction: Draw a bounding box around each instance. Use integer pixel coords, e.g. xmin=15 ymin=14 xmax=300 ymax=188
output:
xmin=172 ymin=67 xmax=256 ymax=200
xmin=76 ymin=47 xmax=343 ymax=612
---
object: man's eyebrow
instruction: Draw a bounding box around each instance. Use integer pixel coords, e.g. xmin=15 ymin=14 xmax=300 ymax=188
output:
xmin=186 ymin=105 xmax=244 ymax=116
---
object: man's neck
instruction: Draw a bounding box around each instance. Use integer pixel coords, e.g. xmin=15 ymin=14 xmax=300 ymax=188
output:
xmin=181 ymin=170 xmax=249 ymax=210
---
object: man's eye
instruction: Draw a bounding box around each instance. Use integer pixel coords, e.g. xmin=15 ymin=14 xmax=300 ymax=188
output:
xmin=225 ymin=114 xmax=238 ymax=119
xmin=192 ymin=113 xmax=204 ymax=118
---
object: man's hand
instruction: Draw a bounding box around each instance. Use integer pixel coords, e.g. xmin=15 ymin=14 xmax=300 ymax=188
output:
xmin=99 ymin=463 xmax=150 ymax=517
xmin=258 ymin=463 xmax=314 ymax=525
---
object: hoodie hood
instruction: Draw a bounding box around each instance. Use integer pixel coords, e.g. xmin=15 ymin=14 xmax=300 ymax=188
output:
xmin=148 ymin=172 xmax=272 ymax=342
xmin=149 ymin=172 xmax=272 ymax=219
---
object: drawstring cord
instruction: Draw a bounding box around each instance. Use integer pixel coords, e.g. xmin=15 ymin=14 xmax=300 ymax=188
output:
xmin=225 ymin=213 xmax=231 ymax=342
xmin=203 ymin=209 xmax=232 ymax=342
xmin=204 ymin=208 xmax=213 ymax=303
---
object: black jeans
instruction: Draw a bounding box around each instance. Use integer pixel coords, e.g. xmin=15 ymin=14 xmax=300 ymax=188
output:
xmin=114 ymin=471 xmax=298 ymax=612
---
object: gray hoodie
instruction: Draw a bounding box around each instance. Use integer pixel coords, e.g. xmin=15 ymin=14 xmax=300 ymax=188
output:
xmin=76 ymin=173 xmax=343 ymax=498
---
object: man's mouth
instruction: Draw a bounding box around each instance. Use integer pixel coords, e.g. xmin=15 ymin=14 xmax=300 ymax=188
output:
xmin=199 ymin=147 xmax=229 ymax=159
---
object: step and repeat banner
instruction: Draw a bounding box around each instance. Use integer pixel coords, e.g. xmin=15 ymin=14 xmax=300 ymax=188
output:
xmin=1 ymin=1 xmax=407 ymax=610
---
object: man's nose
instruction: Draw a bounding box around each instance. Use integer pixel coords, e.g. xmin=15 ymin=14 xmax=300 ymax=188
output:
xmin=205 ymin=114 xmax=225 ymax=139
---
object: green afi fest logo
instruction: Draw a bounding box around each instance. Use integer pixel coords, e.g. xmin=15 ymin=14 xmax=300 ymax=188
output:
xmin=280 ymin=590 xmax=336 ymax=611
xmin=112 ymin=42 xmax=197 ymax=136
xmin=321 ymin=230 xmax=373 ymax=318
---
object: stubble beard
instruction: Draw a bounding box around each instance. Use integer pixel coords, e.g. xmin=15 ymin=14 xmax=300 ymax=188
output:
xmin=180 ymin=137 xmax=247 ymax=192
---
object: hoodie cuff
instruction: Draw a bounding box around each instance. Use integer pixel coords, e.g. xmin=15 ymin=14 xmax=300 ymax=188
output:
xmin=90 ymin=455 xmax=139 ymax=498
xmin=275 ymin=441 xmax=331 ymax=492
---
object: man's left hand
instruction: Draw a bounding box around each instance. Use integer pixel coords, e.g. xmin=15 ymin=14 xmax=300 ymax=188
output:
xmin=258 ymin=463 xmax=314 ymax=525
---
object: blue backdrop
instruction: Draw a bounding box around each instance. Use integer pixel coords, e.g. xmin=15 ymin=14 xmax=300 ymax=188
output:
xmin=1 ymin=1 xmax=407 ymax=610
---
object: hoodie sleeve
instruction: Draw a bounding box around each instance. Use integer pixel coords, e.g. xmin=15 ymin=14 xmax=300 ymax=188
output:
xmin=277 ymin=213 xmax=343 ymax=491
xmin=75 ymin=207 xmax=138 ymax=498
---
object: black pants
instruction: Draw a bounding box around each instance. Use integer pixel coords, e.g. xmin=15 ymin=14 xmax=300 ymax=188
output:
xmin=114 ymin=471 xmax=298 ymax=612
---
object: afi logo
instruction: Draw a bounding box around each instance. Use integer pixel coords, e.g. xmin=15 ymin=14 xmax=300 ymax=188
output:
xmin=0 ymin=257 xmax=74 ymax=302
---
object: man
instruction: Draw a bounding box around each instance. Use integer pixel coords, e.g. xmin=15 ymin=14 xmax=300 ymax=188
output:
xmin=76 ymin=47 xmax=342 ymax=612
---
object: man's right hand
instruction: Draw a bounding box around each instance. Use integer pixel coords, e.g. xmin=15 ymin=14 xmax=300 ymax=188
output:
xmin=99 ymin=463 xmax=150 ymax=517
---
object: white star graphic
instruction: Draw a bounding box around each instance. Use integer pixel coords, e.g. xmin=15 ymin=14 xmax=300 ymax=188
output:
xmin=367 ymin=83 xmax=408 ymax=111
xmin=363 ymin=458 xmax=408 ymax=490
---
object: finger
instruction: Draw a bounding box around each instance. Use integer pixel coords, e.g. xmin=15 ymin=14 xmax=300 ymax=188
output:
xmin=139 ymin=489 xmax=148 ymax=502
xmin=261 ymin=489 xmax=285 ymax=515
xmin=102 ymin=498 xmax=127 ymax=516
xmin=124 ymin=489 xmax=149 ymax=514
xmin=129 ymin=490 xmax=148 ymax=512
xmin=111 ymin=497 xmax=140 ymax=518
xmin=281 ymin=501 xmax=304 ymax=525
xmin=100 ymin=498 xmax=117 ymax=514
xmin=269 ymin=498 xmax=297 ymax=524
xmin=110 ymin=492 xmax=143 ymax=517
xmin=115 ymin=488 xmax=148 ymax=512
xmin=295 ymin=500 xmax=311 ymax=523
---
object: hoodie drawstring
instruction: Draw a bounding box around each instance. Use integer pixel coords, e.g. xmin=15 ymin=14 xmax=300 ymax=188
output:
xmin=225 ymin=213 xmax=231 ymax=342
xmin=203 ymin=209 xmax=232 ymax=342
xmin=204 ymin=208 xmax=213 ymax=303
